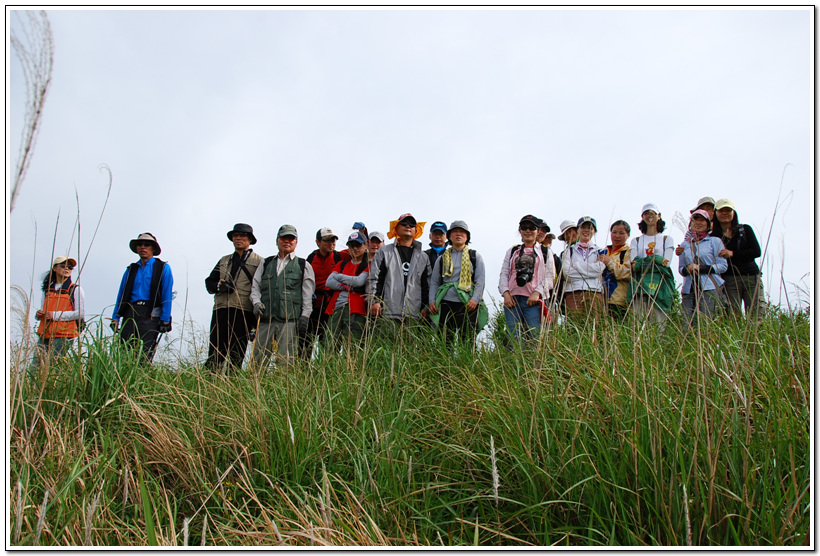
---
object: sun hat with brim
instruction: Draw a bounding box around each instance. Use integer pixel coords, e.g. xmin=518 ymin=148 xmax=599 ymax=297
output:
xmin=346 ymin=231 xmax=367 ymax=245
xmin=577 ymin=216 xmax=597 ymax=230
xmin=714 ymin=198 xmax=736 ymax=211
xmin=446 ymin=220 xmax=471 ymax=242
xmin=557 ymin=219 xmax=577 ymax=241
xmin=278 ymin=225 xmax=298 ymax=239
xmin=387 ymin=213 xmax=426 ymax=240
xmin=130 ymin=232 xmax=161 ymax=255
xmin=227 ymin=223 xmax=257 ymax=245
xmin=690 ymin=209 xmax=711 ymax=221
xmin=52 ymin=255 xmax=77 ymax=268
xmin=641 ymin=203 xmax=660 ymax=215
xmin=690 ymin=196 xmax=716 ymax=213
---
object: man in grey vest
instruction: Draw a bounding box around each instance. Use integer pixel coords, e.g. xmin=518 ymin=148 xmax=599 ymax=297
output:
xmin=204 ymin=223 xmax=263 ymax=371
xmin=250 ymin=225 xmax=315 ymax=367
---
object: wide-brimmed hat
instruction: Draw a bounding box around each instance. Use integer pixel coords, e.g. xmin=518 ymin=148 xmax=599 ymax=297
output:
xmin=130 ymin=232 xmax=161 ymax=255
xmin=714 ymin=198 xmax=736 ymax=211
xmin=227 ymin=223 xmax=257 ymax=245
xmin=52 ymin=255 xmax=77 ymax=269
xmin=690 ymin=196 xmax=716 ymax=213
xmin=387 ymin=213 xmax=426 ymax=240
xmin=557 ymin=219 xmax=577 ymax=241
xmin=446 ymin=220 xmax=471 ymax=242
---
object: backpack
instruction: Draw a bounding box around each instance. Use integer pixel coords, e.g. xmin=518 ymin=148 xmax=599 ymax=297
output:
xmin=441 ymin=249 xmax=477 ymax=283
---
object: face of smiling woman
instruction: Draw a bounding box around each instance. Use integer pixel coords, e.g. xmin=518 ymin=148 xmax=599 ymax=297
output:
xmin=578 ymin=222 xmax=595 ymax=242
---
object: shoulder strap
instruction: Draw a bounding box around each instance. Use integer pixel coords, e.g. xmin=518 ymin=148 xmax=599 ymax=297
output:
xmin=333 ymin=251 xmax=342 ymax=264
xmin=339 ymin=259 xmax=349 ymax=273
xmin=67 ymin=283 xmax=78 ymax=310
xmin=120 ymin=262 xmax=140 ymax=306
xmin=620 ymin=249 xmax=627 ymax=265
xmin=298 ymin=257 xmax=306 ymax=278
xmin=469 ymin=249 xmax=477 ymax=281
xmin=306 ymin=251 xmax=316 ymax=264
xmin=149 ymin=259 xmax=166 ymax=310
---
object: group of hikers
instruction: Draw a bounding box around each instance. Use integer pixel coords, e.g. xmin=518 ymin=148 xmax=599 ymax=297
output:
xmin=30 ymin=195 xmax=765 ymax=371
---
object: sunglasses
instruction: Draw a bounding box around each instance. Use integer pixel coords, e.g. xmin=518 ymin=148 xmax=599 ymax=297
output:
xmin=134 ymin=241 xmax=153 ymax=247
xmin=519 ymin=225 xmax=537 ymax=232
xmin=55 ymin=263 xmax=75 ymax=269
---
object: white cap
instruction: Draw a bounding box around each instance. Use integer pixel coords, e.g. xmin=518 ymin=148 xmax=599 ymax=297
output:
xmin=641 ymin=203 xmax=660 ymax=215
xmin=368 ymin=231 xmax=385 ymax=242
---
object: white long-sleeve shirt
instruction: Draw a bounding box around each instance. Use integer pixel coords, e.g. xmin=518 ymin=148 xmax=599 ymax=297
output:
xmin=40 ymin=282 xmax=84 ymax=321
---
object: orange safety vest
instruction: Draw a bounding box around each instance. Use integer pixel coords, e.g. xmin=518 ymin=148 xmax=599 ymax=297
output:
xmin=36 ymin=286 xmax=79 ymax=339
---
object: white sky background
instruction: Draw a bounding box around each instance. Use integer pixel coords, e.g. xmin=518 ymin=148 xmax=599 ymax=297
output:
xmin=8 ymin=7 xmax=813 ymax=356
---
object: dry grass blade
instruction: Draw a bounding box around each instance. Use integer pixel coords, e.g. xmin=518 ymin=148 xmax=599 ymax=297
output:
xmin=34 ymin=489 xmax=49 ymax=546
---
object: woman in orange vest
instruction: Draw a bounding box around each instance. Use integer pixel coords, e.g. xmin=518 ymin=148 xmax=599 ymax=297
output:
xmin=32 ymin=256 xmax=84 ymax=368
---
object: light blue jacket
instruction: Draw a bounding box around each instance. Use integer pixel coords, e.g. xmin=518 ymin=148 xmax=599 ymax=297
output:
xmin=678 ymin=237 xmax=728 ymax=294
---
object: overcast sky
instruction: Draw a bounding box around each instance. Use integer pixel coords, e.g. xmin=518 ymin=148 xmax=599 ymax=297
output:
xmin=8 ymin=7 xmax=812 ymax=355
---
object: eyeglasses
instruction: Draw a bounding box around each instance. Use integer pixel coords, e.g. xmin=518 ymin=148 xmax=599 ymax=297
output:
xmin=519 ymin=225 xmax=537 ymax=232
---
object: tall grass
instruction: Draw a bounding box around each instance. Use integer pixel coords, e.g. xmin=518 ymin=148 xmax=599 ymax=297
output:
xmin=8 ymin=307 xmax=810 ymax=546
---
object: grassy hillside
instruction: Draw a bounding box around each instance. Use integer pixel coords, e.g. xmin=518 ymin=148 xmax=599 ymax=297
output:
xmin=9 ymin=309 xmax=810 ymax=546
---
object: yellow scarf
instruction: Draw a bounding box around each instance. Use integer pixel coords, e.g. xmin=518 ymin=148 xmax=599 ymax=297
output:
xmin=441 ymin=247 xmax=473 ymax=292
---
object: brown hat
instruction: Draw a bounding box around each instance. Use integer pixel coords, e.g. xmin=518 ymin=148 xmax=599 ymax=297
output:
xmin=129 ymin=232 xmax=161 ymax=255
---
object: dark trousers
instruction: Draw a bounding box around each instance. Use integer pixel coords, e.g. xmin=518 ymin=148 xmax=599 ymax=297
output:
xmin=119 ymin=302 xmax=160 ymax=362
xmin=438 ymin=299 xmax=479 ymax=348
xmin=298 ymin=303 xmax=331 ymax=360
xmin=206 ymin=307 xmax=255 ymax=371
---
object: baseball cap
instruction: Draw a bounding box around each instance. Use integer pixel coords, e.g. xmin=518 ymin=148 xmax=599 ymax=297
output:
xmin=316 ymin=227 xmax=338 ymax=241
xmin=368 ymin=231 xmax=385 ymax=243
xmin=577 ymin=216 xmax=597 ymax=230
xmin=641 ymin=203 xmax=660 ymax=215
xmin=519 ymin=214 xmax=540 ymax=228
xmin=430 ymin=221 xmax=448 ymax=234
xmin=346 ymin=231 xmax=367 ymax=245
xmin=714 ymin=198 xmax=735 ymax=211
xmin=397 ymin=213 xmax=417 ymax=226
xmin=52 ymin=255 xmax=77 ymax=268
xmin=690 ymin=196 xmax=716 ymax=213
xmin=278 ymin=225 xmax=298 ymax=238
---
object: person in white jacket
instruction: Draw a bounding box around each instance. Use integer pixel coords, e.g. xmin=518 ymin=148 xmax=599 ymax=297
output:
xmin=561 ymin=216 xmax=607 ymax=320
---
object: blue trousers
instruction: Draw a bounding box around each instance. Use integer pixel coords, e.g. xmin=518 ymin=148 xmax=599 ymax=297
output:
xmin=504 ymin=295 xmax=541 ymax=343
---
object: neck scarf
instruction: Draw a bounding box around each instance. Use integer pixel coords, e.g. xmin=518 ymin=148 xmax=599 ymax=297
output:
xmin=685 ymin=230 xmax=708 ymax=243
xmin=441 ymin=247 xmax=473 ymax=292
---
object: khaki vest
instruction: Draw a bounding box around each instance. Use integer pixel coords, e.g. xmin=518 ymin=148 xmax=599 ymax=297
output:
xmin=213 ymin=251 xmax=263 ymax=312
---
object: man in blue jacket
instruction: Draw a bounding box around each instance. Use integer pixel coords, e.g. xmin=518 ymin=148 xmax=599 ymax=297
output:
xmin=112 ymin=232 xmax=174 ymax=362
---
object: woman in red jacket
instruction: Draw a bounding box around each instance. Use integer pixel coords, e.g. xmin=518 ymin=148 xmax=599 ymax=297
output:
xmin=31 ymin=256 xmax=84 ymax=369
